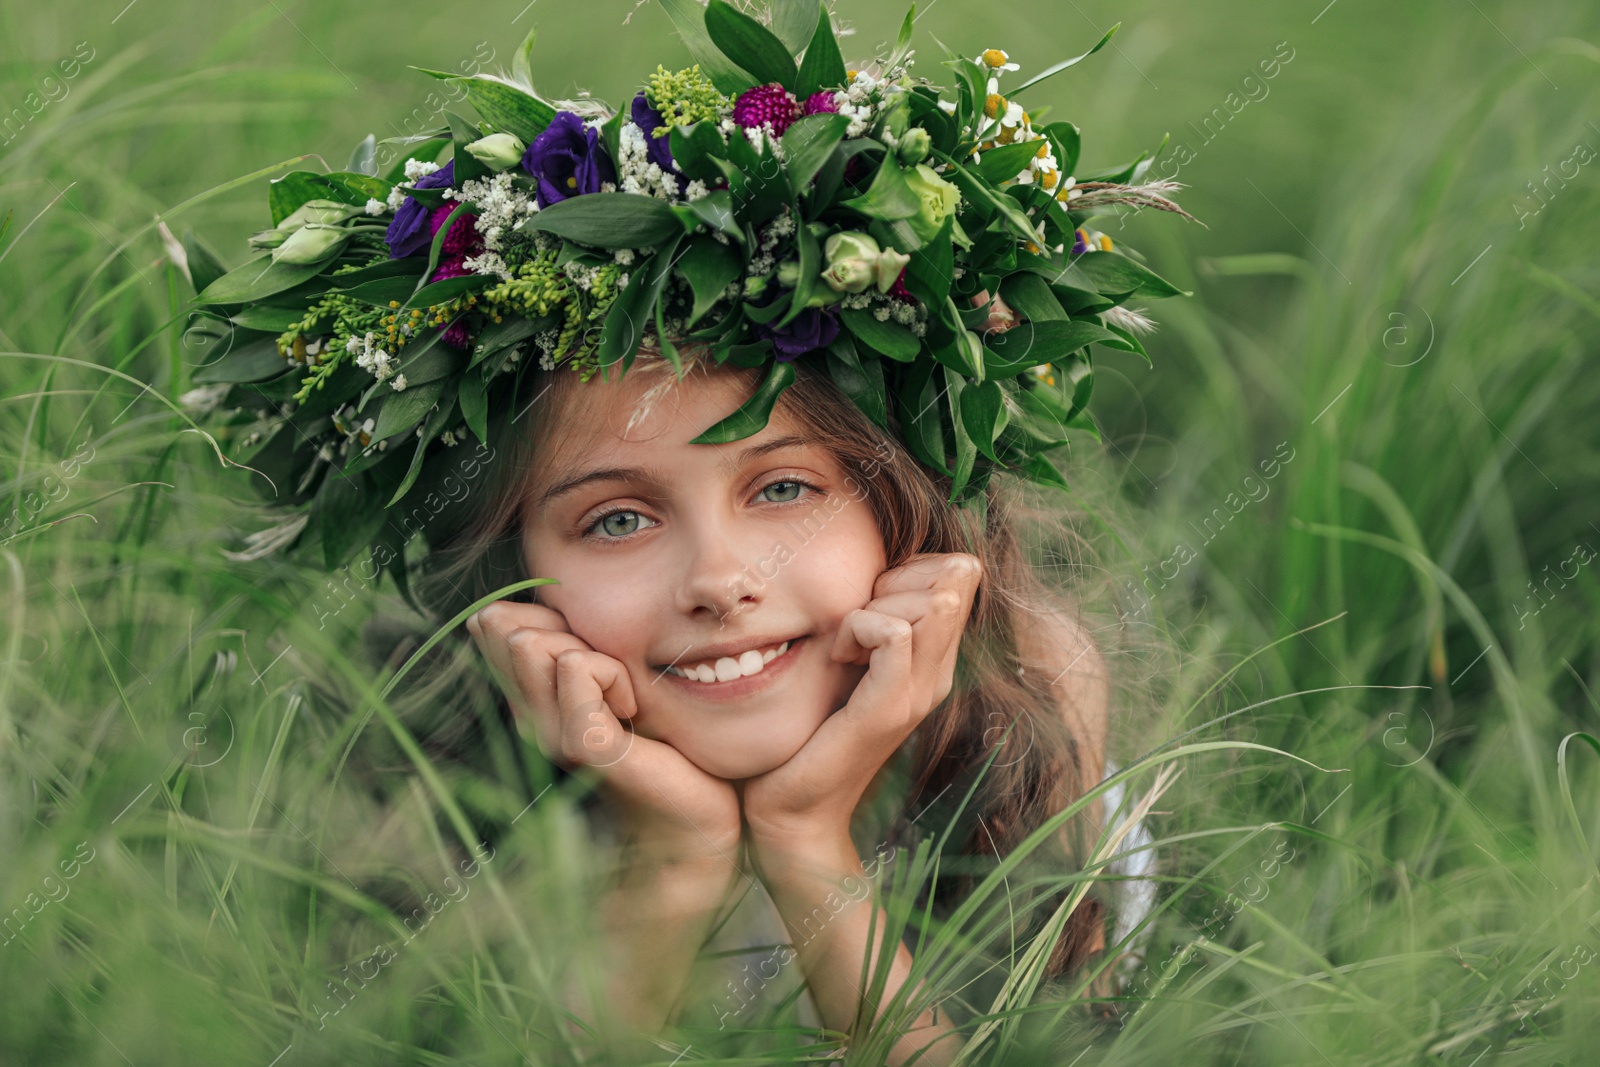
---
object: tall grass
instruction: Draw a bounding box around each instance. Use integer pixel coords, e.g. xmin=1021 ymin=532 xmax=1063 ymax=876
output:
xmin=3 ymin=0 xmax=1599 ymax=1063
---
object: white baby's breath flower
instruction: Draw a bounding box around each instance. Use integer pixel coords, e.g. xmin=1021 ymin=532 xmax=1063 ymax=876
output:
xmin=404 ymin=158 xmax=441 ymax=180
xmin=391 ymin=374 xmax=408 ymax=392
xmin=364 ymin=198 xmax=386 ymax=216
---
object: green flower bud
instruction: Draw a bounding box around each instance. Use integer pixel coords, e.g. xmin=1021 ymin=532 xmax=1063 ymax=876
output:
xmin=821 ymin=258 xmax=876 ymax=294
xmin=896 ymin=127 xmax=931 ymax=165
xmin=775 ymin=260 xmax=801 ymax=287
xmin=465 ymin=132 xmax=527 ymax=172
xmin=824 ymin=231 xmax=881 ymax=265
xmin=271 ymin=223 xmax=348 ymax=265
xmin=804 ymin=285 xmax=844 ymax=309
xmin=905 ymin=163 xmax=962 ymax=242
xmin=278 ymin=199 xmax=359 ymax=232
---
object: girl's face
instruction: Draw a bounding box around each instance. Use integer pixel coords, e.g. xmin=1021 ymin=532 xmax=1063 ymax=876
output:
xmin=519 ymin=363 xmax=889 ymax=780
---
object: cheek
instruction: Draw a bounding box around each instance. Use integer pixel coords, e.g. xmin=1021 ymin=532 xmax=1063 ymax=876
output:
xmin=787 ymin=499 xmax=887 ymax=609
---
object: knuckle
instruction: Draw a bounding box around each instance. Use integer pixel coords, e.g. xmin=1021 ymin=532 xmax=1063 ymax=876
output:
xmin=931 ymin=588 xmax=964 ymax=614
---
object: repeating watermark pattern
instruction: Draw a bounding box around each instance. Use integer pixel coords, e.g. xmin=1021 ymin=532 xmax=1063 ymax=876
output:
xmin=0 ymin=432 xmax=96 ymax=543
xmin=1513 ymin=942 xmax=1594 ymax=1035
xmin=1 ymin=842 xmax=98 ymax=948
xmin=1512 ymin=140 xmax=1596 ymax=230
xmin=1118 ymin=441 xmax=1297 ymax=624
xmin=714 ymin=440 xmax=898 ymax=627
xmin=1515 ymin=537 xmax=1595 ymax=630
xmin=1149 ymin=40 xmax=1297 ymax=186
xmin=312 ymin=438 xmax=498 ymax=630
xmin=0 ymin=40 xmax=97 ymax=147
xmin=709 ymin=841 xmax=898 ymax=1029
xmin=311 ymin=840 xmax=496 ymax=1031
xmin=1372 ymin=298 xmax=1436 ymax=367
xmin=376 ymin=42 xmax=496 ymax=171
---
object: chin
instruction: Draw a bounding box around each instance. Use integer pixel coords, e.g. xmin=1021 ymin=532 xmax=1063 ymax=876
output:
xmin=677 ymin=739 xmax=802 ymax=781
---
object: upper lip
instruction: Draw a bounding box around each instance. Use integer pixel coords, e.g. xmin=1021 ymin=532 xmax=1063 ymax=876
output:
xmin=656 ymin=633 xmax=805 ymax=669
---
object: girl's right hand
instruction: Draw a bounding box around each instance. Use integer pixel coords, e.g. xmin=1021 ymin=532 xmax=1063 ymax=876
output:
xmin=467 ymin=601 xmax=743 ymax=866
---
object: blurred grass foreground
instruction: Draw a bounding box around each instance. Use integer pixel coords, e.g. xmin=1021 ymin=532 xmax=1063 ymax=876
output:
xmin=3 ymin=0 xmax=1600 ymax=1063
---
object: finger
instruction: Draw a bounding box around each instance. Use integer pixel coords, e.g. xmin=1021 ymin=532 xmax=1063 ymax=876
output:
xmin=467 ymin=599 xmax=575 ymax=640
xmin=834 ymin=608 xmax=917 ymax=731
xmin=551 ymin=648 xmax=640 ymax=770
xmin=871 ymin=552 xmax=984 ymax=599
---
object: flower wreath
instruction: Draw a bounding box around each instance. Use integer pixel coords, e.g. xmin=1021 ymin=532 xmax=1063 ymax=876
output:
xmin=179 ymin=0 xmax=1195 ymax=602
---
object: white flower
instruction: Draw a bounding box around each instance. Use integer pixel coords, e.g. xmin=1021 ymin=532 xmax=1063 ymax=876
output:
xmin=364 ymin=198 xmax=386 ymax=216
xmin=684 ymin=178 xmax=710 ymax=201
xmin=613 ymin=247 xmax=636 ymax=266
xmin=937 ymin=99 xmax=957 ymax=115
xmin=386 ymin=185 xmax=410 ymax=211
xmin=616 ymin=121 xmax=682 ymax=201
xmin=391 ymin=374 xmax=408 ymax=392
xmin=178 ymin=383 xmax=230 ymax=416
xmin=404 ymin=158 xmax=441 ymax=180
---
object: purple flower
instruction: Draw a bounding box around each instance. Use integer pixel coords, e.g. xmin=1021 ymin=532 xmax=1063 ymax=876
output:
xmin=386 ymin=160 xmax=457 ymax=259
xmin=630 ymin=91 xmax=683 ymax=195
xmin=521 ymin=111 xmax=616 ymax=208
xmin=756 ymin=304 xmax=840 ymax=361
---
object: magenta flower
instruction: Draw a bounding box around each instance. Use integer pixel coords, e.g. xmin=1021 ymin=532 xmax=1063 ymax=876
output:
xmin=733 ymin=83 xmax=800 ymax=136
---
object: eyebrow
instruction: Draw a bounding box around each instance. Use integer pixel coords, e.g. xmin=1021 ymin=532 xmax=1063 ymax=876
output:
xmin=531 ymin=433 xmax=820 ymax=510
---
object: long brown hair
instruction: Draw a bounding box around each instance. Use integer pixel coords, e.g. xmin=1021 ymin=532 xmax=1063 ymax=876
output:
xmin=408 ymin=341 xmax=1111 ymax=981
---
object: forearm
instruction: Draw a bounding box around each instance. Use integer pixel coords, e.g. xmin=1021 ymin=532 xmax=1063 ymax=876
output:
xmin=753 ymin=832 xmax=963 ymax=1067
xmin=592 ymin=842 xmax=742 ymax=1035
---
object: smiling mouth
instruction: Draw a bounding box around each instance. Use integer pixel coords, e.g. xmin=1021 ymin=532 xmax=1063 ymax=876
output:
xmin=657 ymin=636 xmax=805 ymax=685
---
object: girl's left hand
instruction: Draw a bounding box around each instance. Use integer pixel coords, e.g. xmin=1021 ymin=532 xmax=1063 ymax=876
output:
xmin=741 ymin=552 xmax=984 ymax=844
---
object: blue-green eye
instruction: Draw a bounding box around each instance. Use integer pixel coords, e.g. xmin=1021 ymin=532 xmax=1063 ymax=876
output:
xmin=761 ymin=479 xmax=809 ymax=504
xmin=587 ymin=510 xmax=657 ymax=540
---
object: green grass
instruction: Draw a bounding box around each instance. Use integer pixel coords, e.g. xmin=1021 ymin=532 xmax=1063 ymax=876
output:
xmin=3 ymin=0 xmax=1600 ymax=1063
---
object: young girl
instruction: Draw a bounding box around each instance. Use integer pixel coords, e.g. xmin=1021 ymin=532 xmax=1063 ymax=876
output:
xmin=420 ymin=305 xmax=1132 ymax=1063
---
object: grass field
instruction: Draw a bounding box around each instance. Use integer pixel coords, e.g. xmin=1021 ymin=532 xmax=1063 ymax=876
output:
xmin=3 ymin=0 xmax=1599 ymax=1063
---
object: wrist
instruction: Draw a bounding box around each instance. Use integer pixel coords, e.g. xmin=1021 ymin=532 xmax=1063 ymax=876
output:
xmin=746 ymin=822 xmax=861 ymax=886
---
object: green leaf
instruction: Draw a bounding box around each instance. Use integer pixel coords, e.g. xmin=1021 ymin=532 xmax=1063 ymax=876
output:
xmin=795 ymin=1 xmax=847 ymax=97
xmin=182 ymin=229 xmax=229 ymax=295
xmin=511 ymin=24 xmax=537 ymax=88
xmin=326 ymin=258 xmax=424 ymax=289
xmin=944 ymin=365 xmax=976 ymax=500
xmin=958 ymin=378 xmax=1006 ymax=463
xmin=371 ymin=378 xmax=448 ymax=442
xmin=824 ymin=335 xmax=887 ymax=428
xmin=1099 ymin=319 xmax=1150 ymax=364
xmin=196 ymin=254 xmax=336 ymax=305
xmin=191 ymin=337 xmax=286 ymax=384
xmin=999 ymin=271 xmax=1069 ymax=322
xmin=458 ymin=370 xmax=489 ymax=444
xmin=1008 ymin=24 xmax=1119 ymax=96
xmin=927 ymin=149 xmax=1038 ymax=244
xmin=411 ymin=69 xmax=556 ymax=144
xmin=267 ymin=171 xmax=390 ymax=225
xmin=769 ymin=0 xmax=822 ymax=54
xmin=782 ymin=112 xmax=851 ymax=191
xmin=689 ymin=357 xmax=797 ymax=443
xmin=319 ymin=471 xmax=390 ymax=571
xmin=404 ymin=273 xmax=494 ymax=312
xmin=523 ymin=192 xmax=687 ymax=249
xmin=982 ymin=319 xmax=1118 ymax=375
xmin=448 ymin=110 xmax=490 ymax=185
xmin=1072 ymin=251 xmax=1188 ymax=299
xmin=780 ymin=219 xmax=821 ymax=327
xmin=905 ymin=213 xmax=954 ymax=306
xmin=415 ymin=201 xmax=474 ymax=300
xmin=347 ymin=134 xmax=378 ymax=176
xmin=1019 ymin=452 xmax=1071 ymax=491
xmin=387 ymin=383 xmax=460 ymax=507
xmin=897 ymin=359 xmax=950 ymax=475
xmin=705 ymin=0 xmax=799 ymax=91
xmin=976 ymin=140 xmax=1048 ymax=186
xmin=668 ymin=121 xmax=731 ymax=182
xmin=680 ymin=189 xmax=745 ymax=244
xmin=1040 ymin=121 xmax=1081 ymax=176
xmin=676 ymin=235 xmax=743 ymax=326
xmin=598 ymin=233 xmax=686 ymax=366
xmin=658 ymin=0 xmax=755 ymax=95
xmin=229 ymin=306 xmax=303 ymax=332
xmin=841 ymin=307 xmax=919 ymax=361
xmin=840 ymin=157 xmax=922 ymax=220
xmin=339 ymin=275 xmax=424 ymax=307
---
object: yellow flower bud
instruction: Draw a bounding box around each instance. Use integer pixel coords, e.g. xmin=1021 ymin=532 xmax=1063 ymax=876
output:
xmin=983 ymin=93 xmax=1006 ymax=119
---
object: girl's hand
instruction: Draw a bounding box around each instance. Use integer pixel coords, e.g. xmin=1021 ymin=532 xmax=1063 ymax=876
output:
xmin=741 ymin=553 xmax=984 ymax=845
xmin=468 ymin=601 xmax=742 ymax=864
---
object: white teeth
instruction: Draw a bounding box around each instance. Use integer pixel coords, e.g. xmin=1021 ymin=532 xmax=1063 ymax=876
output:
xmin=668 ymin=640 xmax=790 ymax=683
